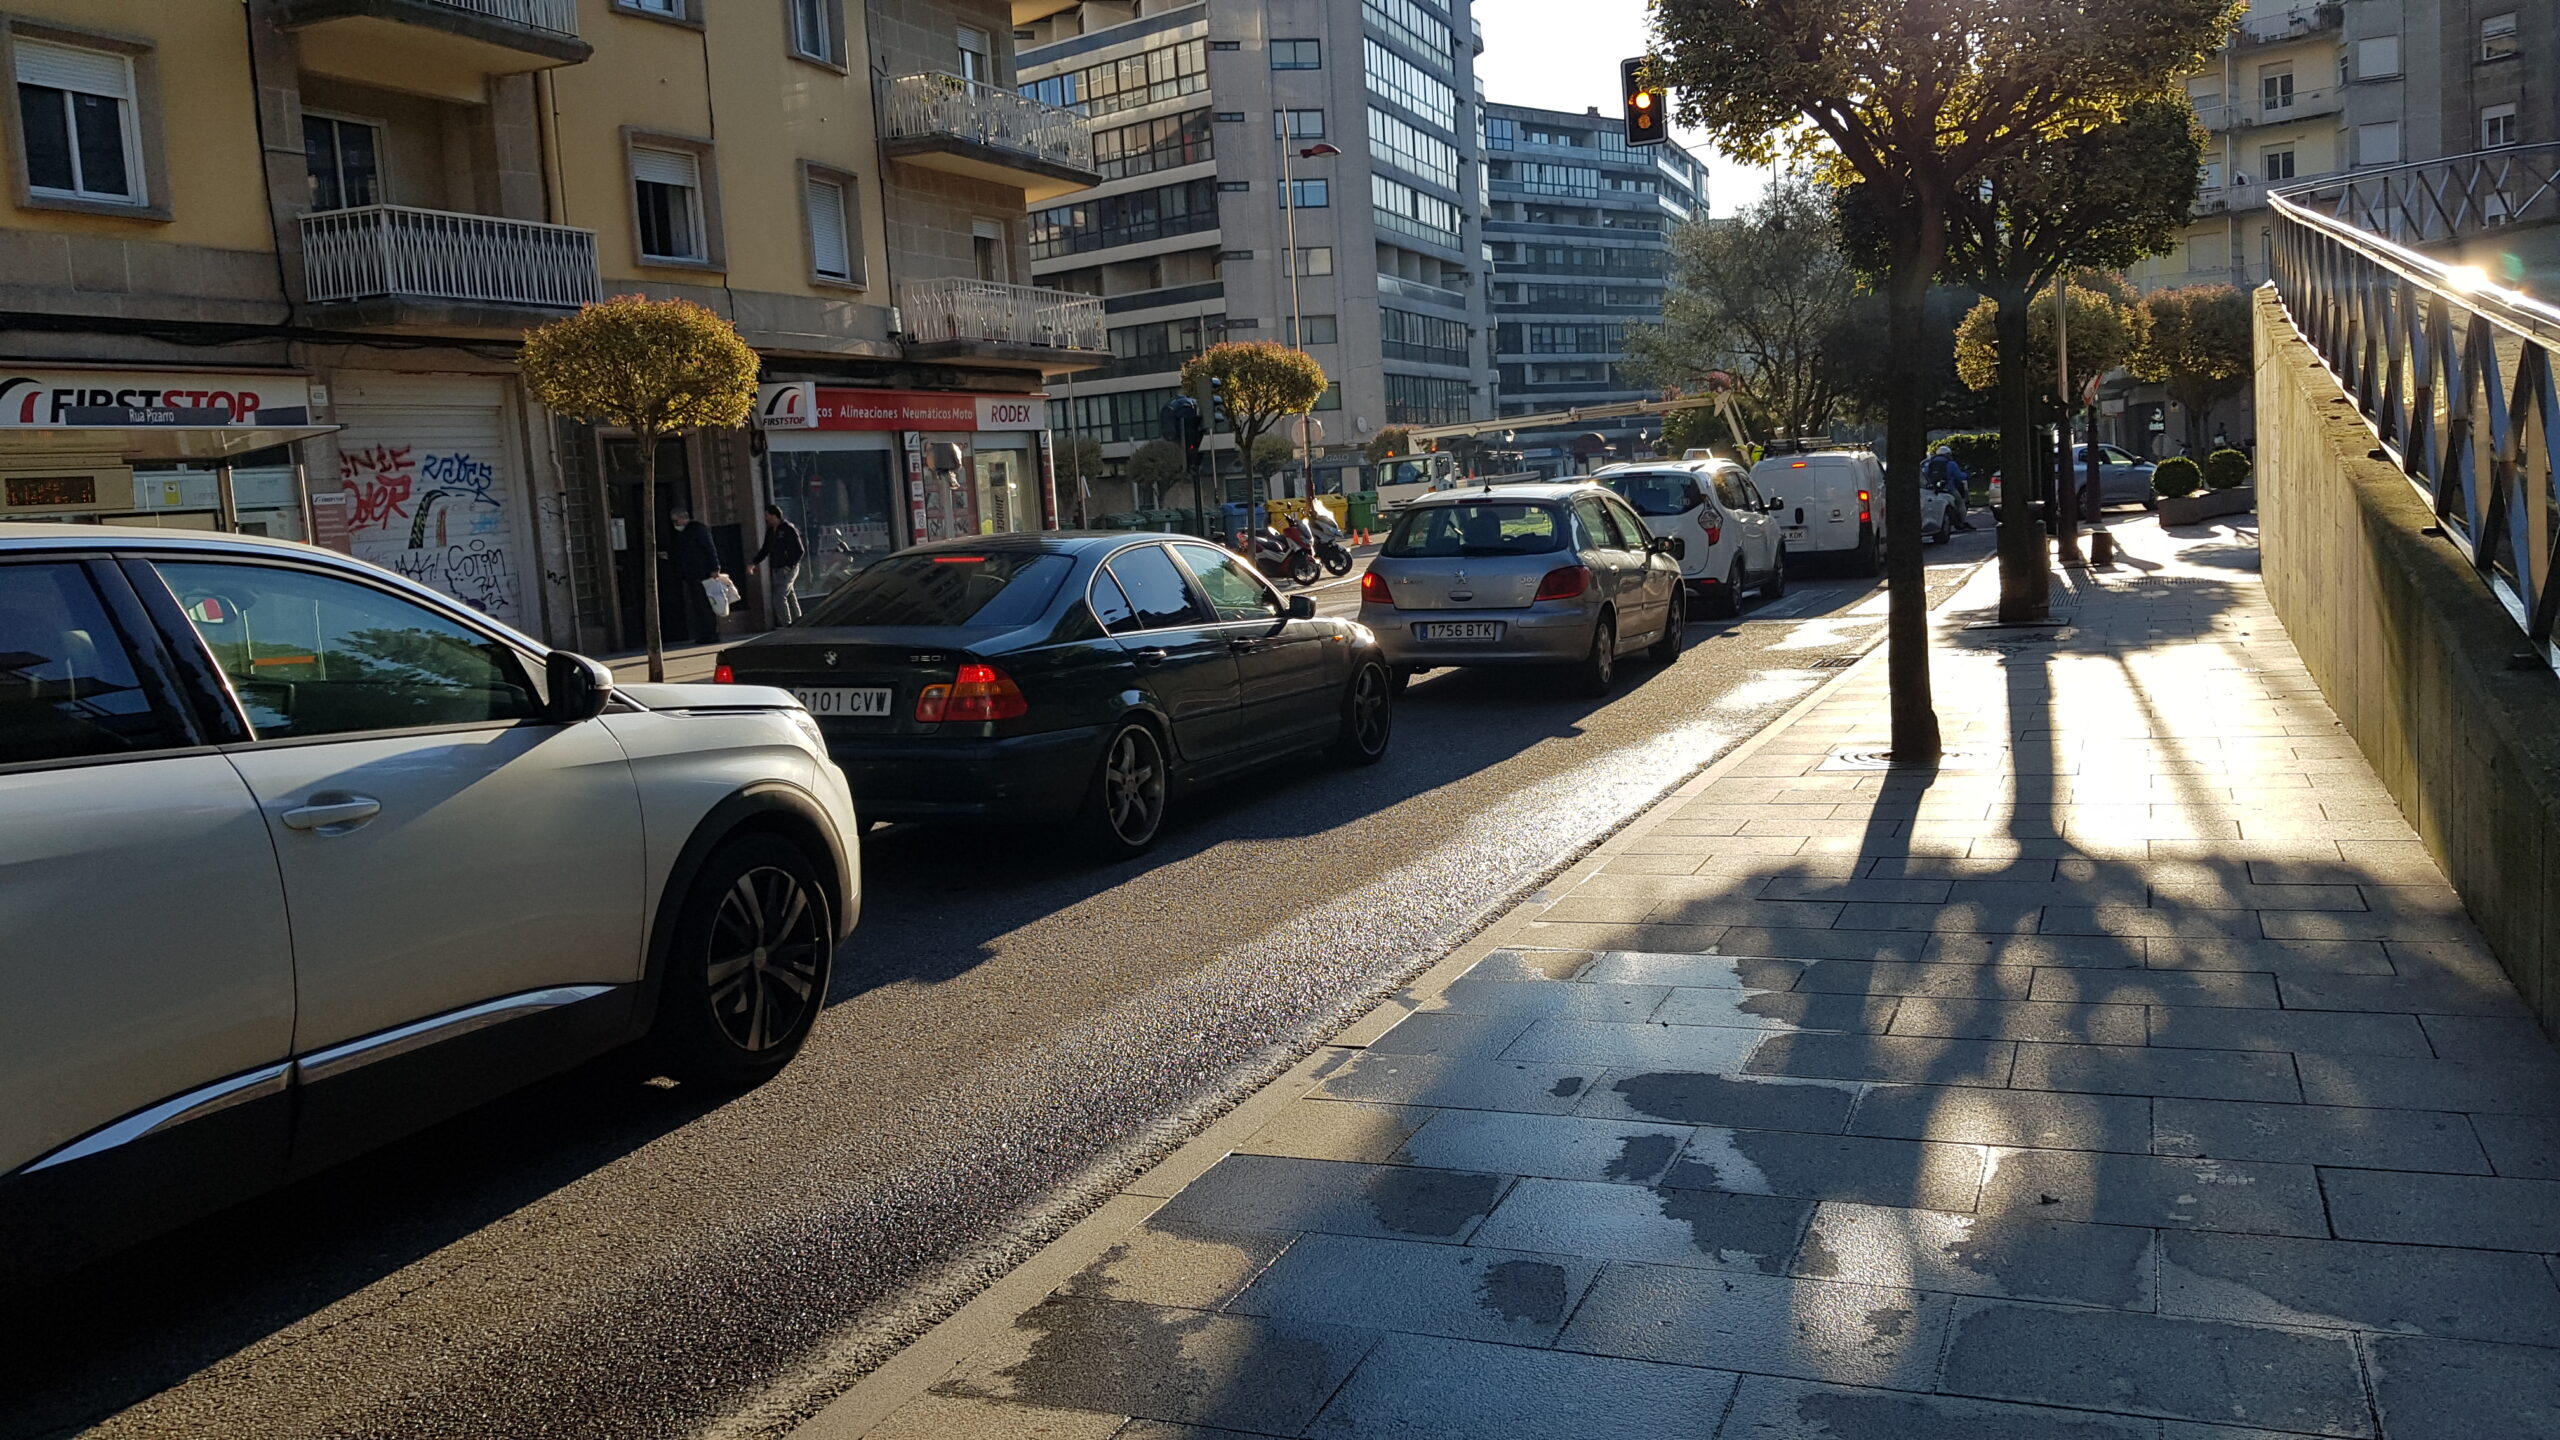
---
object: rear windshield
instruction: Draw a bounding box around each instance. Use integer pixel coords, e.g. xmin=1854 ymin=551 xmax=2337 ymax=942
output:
xmin=1600 ymin=473 xmax=1702 ymax=517
xmin=800 ymin=550 xmax=1073 ymax=628
xmin=1383 ymin=503 xmax=1567 ymax=558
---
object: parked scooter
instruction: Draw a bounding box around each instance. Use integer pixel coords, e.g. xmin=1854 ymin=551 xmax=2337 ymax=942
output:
xmin=1241 ymin=524 xmax=1322 ymax=586
xmin=1298 ymin=507 xmax=1354 ymax=576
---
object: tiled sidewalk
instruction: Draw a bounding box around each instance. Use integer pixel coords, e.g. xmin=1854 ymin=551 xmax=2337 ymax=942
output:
xmin=808 ymin=521 xmax=2560 ymax=1440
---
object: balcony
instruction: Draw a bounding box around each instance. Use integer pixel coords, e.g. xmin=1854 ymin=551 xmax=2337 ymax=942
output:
xmin=879 ymin=74 xmax=1100 ymax=202
xmin=2196 ymin=86 xmax=2345 ymax=133
xmin=279 ymin=0 xmax=588 ymax=102
xmin=2234 ymin=2 xmax=2341 ymax=48
xmin=899 ymin=278 xmax=1108 ymax=372
xmin=300 ymin=206 xmax=599 ymax=326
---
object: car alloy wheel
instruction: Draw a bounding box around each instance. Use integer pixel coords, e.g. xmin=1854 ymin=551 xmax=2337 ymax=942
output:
xmin=1649 ymin=592 xmax=1687 ymax=664
xmin=1574 ymin=615 xmax=1616 ymax=696
xmin=1083 ymin=721 xmax=1168 ymax=856
xmin=706 ymin=864 xmax=826 ymax=1054
xmin=1764 ymin=546 xmax=1789 ymax=598
xmin=1333 ymin=660 xmax=1393 ymax=764
xmin=1706 ymin=558 xmax=1744 ymax=618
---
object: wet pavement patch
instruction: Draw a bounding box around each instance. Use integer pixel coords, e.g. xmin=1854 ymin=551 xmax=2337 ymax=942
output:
xmin=1604 ymin=1071 xmax=1860 ymax=1133
xmin=938 ymin=1296 xmax=1371 ymax=1434
xmin=1223 ymin=1234 xmax=1595 ymax=1345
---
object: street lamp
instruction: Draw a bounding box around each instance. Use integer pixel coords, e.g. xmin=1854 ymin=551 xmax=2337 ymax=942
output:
xmin=1280 ymin=134 xmax=1342 ymax=500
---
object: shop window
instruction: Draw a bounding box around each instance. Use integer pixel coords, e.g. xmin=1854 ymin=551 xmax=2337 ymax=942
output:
xmin=801 ymin=162 xmax=863 ymax=286
xmin=627 ymin=134 xmax=720 ymax=267
xmin=788 ymin=0 xmax=845 ymax=68
xmin=304 ymin=113 xmax=382 ymax=212
xmin=11 ymin=32 xmax=155 ymax=212
xmin=1270 ymin=39 xmax=1322 ymax=70
xmin=0 ymin=562 xmax=187 ymax=767
xmin=2481 ymin=103 xmax=2518 ymax=149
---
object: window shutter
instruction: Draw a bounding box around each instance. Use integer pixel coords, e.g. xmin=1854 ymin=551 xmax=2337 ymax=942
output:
xmin=630 ymin=146 xmax=698 ymax=189
xmin=807 ymin=177 xmax=850 ymax=278
xmin=14 ymin=39 xmax=132 ymax=98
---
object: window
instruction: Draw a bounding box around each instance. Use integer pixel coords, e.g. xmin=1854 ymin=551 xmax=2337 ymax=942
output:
xmin=972 ymin=219 xmax=1006 ymax=282
xmin=1218 ymin=180 xmax=1252 ymax=192
xmin=1283 ymin=177 xmax=1328 ymax=208
xmin=1373 ymin=173 xmax=1462 ymax=248
xmin=2260 ymin=66 xmax=2294 ymax=113
xmin=1523 ymin=322 xmax=1621 ymax=354
xmin=1271 ymin=39 xmax=1322 ymax=70
xmin=1214 ymin=111 xmax=1245 ymax=123
xmin=2358 ymin=120 xmax=2401 ymax=166
xmin=1370 ymin=106 xmax=1460 ymax=189
xmin=1101 ymin=545 xmax=1211 ymax=630
xmin=2481 ymin=11 xmax=2518 ymax=61
xmin=1383 ymin=503 xmax=1564 ymax=558
xmin=1383 ymin=373 xmax=1472 ymax=425
xmin=1573 ymin=497 xmax=1630 ymax=551
xmin=1314 ymin=381 xmax=1342 ymax=411
xmin=303 ymin=113 xmax=381 ymax=212
xmin=620 ymin=0 xmax=686 ymax=13
xmin=1020 ymin=39 xmax=1207 ymax=120
xmin=1276 ymin=108 xmax=1325 ymax=140
xmin=1363 ymin=0 xmax=1455 ymax=74
xmin=1031 ymin=178 xmax=1221 ymax=258
xmin=1484 ymin=116 xmax=1516 ymax=150
xmin=804 ymin=551 xmax=1071 ymax=628
xmin=1364 ymin=38 xmax=1458 ymax=129
xmin=2261 ymin=148 xmax=2296 ymax=181
xmin=788 ymin=0 xmax=842 ymax=66
xmin=1514 ymin=161 xmax=1600 ymax=197
xmin=1094 ymin=110 xmax=1213 ymax=181
xmin=2482 ymin=103 xmax=2518 ymax=148
xmin=154 ymin=561 xmax=538 ymax=741
xmin=1382 ymin=307 xmax=1468 ymax=365
xmin=631 ymin=143 xmax=708 ymax=263
xmin=1292 ymin=314 xmax=1338 ymax=346
xmin=1286 ymin=246 xmax=1334 ymax=276
xmin=2357 ymin=35 xmax=2400 ymax=78
xmin=1171 ymin=543 xmax=1278 ymax=621
xmin=0 ymin=562 xmax=187 ymax=766
xmin=956 ymin=24 xmax=991 ymax=83
xmin=14 ymin=37 xmax=142 ymax=204
xmin=802 ymin=166 xmax=860 ymax=284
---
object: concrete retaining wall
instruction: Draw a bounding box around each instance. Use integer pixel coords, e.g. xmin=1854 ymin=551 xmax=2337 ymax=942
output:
xmin=2255 ymin=285 xmax=2560 ymax=1038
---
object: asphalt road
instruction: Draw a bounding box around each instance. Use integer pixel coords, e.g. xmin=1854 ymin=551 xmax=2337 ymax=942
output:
xmin=4 ymin=529 xmax=1994 ymax=1440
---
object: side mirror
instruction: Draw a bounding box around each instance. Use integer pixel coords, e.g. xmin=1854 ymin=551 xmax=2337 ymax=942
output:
xmin=545 ymin=650 xmax=614 ymax=723
xmin=1652 ymin=535 xmax=1685 ymax=560
xmin=1762 ymin=496 xmax=1785 ymax=513
xmin=1286 ymin=593 xmax=1318 ymax=620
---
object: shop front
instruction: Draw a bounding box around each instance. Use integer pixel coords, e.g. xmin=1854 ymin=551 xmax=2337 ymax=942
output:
xmin=755 ymin=384 xmax=1053 ymax=607
xmin=0 ymin=368 xmax=330 ymax=536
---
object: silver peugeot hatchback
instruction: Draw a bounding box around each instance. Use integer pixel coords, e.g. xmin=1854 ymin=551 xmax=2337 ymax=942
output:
xmin=1358 ymin=482 xmax=1686 ymax=694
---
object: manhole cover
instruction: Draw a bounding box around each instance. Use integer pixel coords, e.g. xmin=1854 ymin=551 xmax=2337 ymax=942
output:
xmin=1820 ymin=747 xmax=2006 ymax=772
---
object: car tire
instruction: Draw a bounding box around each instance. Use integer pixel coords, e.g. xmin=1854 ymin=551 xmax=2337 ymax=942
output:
xmin=1331 ymin=659 xmax=1394 ymax=764
xmin=644 ymin=833 xmax=834 ymax=1088
xmin=1078 ymin=720 xmax=1170 ymax=858
xmin=1572 ymin=614 xmax=1616 ymax=697
xmin=1763 ymin=547 xmax=1789 ymax=598
xmin=1852 ymin=533 xmax=1881 ymax=577
xmin=1389 ymin=665 xmax=1418 ymax=694
xmin=1648 ymin=594 xmax=1686 ymax=664
xmin=1705 ymin=560 xmax=1744 ymax=619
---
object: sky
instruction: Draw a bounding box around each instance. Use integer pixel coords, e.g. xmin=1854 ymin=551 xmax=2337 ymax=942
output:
xmin=1470 ymin=0 xmax=1774 ymax=217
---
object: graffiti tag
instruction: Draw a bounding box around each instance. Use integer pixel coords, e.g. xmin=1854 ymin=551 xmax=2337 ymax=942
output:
xmin=339 ymin=444 xmax=417 ymax=531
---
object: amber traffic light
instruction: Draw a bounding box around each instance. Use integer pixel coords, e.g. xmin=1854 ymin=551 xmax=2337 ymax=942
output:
xmin=1622 ymin=57 xmax=1667 ymax=147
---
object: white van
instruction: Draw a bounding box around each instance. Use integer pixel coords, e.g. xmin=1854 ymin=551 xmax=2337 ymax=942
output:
xmin=1595 ymin=460 xmax=1785 ymax=617
xmin=1749 ymin=449 xmax=1956 ymax=574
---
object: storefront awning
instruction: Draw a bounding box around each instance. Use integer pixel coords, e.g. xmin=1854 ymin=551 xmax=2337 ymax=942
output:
xmin=0 ymin=423 xmax=337 ymax=463
xmin=0 ymin=369 xmax=330 ymax=462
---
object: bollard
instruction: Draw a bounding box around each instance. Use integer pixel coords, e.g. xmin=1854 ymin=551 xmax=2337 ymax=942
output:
xmin=2089 ymin=529 xmax=2115 ymax=566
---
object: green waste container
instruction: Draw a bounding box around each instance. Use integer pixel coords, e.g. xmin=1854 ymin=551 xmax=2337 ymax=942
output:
xmin=1348 ymin=492 xmax=1379 ymax=536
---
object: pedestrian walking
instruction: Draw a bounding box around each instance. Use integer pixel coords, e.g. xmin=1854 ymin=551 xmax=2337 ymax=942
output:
xmin=749 ymin=504 xmax=807 ymax=625
xmin=664 ymin=504 xmax=724 ymax=645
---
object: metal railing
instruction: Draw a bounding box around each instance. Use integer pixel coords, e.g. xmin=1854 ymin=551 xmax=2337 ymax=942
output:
xmin=879 ymin=73 xmax=1094 ymax=174
xmin=420 ymin=0 xmax=579 ymax=36
xmin=2270 ymin=148 xmax=2560 ymax=656
xmin=301 ymin=205 xmax=599 ymax=309
xmin=2278 ymin=142 xmax=2560 ymax=246
xmin=900 ymin=278 xmax=1106 ymax=352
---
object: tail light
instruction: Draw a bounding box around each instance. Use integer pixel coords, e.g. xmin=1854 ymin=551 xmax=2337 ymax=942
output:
xmin=713 ymin=663 xmax=735 ymax=684
xmin=1858 ymin=489 xmax=1871 ymax=525
xmin=1360 ymin=570 xmax=1394 ymax=606
xmin=1534 ymin=565 xmax=1591 ymax=601
xmin=915 ymin=662 xmax=1028 ymax=723
xmin=1705 ymin=525 xmax=1721 ymax=545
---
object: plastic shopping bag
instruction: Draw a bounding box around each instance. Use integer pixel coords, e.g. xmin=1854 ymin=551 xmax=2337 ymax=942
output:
xmin=704 ymin=575 xmax=734 ymax=619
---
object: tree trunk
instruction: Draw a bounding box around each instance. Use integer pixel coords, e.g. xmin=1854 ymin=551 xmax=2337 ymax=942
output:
xmin=1992 ymin=289 xmax=2043 ymax=622
xmin=1883 ymin=236 xmax=1943 ymax=761
xmin=638 ymin=431 xmax=665 ymax=683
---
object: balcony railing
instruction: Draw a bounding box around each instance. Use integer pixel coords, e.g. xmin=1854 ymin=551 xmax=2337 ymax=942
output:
xmin=425 ymin=0 xmax=578 ymax=36
xmin=901 ymin=278 xmax=1105 ymax=353
xmin=301 ymin=206 xmax=599 ymax=310
xmin=880 ymin=73 xmax=1094 ymax=175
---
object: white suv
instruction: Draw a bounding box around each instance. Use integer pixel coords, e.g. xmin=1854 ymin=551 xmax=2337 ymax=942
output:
xmin=0 ymin=526 xmax=859 ymax=1283
xmin=1597 ymin=461 xmax=1787 ymax=618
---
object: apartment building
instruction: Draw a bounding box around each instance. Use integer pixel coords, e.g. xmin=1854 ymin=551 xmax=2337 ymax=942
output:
xmin=1481 ymin=100 xmax=1702 ymax=475
xmin=1015 ymin=0 xmax=1494 ymax=508
xmin=2341 ymin=0 xmax=2554 ymax=188
xmin=0 ymin=0 xmax=1102 ymax=653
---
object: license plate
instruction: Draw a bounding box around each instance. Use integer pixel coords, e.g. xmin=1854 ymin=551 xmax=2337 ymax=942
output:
xmin=1416 ymin=621 xmax=1504 ymax=642
xmin=791 ymin=686 xmax=893 ymax=717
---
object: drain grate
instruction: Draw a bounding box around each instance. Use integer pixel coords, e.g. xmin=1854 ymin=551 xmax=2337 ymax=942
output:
xmin=1808 ymin=656 xmax=1860 ymax=669
xmin=1821 ymin=747 xmax=2006 ymax=772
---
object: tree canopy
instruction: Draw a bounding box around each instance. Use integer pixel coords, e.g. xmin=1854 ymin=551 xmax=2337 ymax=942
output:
xmin=1179 ymin=342 xmax=1327 ymax=460
xmin=2130 ymin=285 xmax=2254 ymax=454
xmin=1630 ymin=176 xmax=1858 ymax=440
xmin=520 ymin=294 xmax=759 ymax=438
xmin=1954 ymin=280 xmax=2151 ymax=403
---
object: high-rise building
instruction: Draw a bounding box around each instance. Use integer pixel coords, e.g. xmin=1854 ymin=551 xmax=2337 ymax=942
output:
xmin=1016 ymin=0 xmax=1494 ymax=509
xmin=1481 ymin=100 xmax=1703 ymax=475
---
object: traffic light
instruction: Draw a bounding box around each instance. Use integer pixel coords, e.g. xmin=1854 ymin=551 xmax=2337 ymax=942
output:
xmin=1207 ymin=375 xmax=1229 ymax=431
xmin=1621 ymin=57 xmax=1667 ymax=147
xmin=1161 ymin=394 xmax=1204 ymax=465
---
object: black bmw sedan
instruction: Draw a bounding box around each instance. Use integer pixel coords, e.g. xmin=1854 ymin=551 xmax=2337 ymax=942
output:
xmin=713 ymin=533 xmax=1394 ymax=856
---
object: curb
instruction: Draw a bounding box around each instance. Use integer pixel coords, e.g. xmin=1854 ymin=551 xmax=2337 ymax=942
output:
xmin=788 ymin=550 xmax=1998 ymax=1439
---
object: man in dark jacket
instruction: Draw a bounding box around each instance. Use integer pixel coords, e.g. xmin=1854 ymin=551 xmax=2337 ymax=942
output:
xmin=665 ymin=504 xmax=724 ymax=645
xmin=748 ymin=504 xmax=808 ymax=624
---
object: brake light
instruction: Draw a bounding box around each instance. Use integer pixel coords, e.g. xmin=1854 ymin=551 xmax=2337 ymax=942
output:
xmin=915 ymin=662 xmax=1027 ymax=722
xmin=932 ymin=555 xmax=988 ymax=564
xmin=713 ymin=663 xmax=735 ymax=684
xmin=1858 ymin=489 xmax=1871 ymax=524
xmin=1705 ymin=525 xmax=1721 ymax=545
xmin=1360 ymin=570 xmax=1393 ymax=605
xmin=1534 ymin=565 xmax=1591 ymax=601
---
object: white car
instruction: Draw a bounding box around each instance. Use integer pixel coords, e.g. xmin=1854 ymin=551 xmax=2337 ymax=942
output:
xmin=1595 ymin=460 xmax=1786 ymax=617
xmin=1750 ymin=449 xmax=1957 ymax=574
xmin=0 ymin=526 xmax=859 ymax=1284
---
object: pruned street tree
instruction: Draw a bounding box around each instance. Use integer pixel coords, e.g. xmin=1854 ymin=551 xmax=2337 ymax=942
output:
xmin=1056 ymin=435 xmax=1107 ymax=524
xmin=1651 ymin=0 xmax=2237 ymax=758
xmin=520 ymin=295 xmax=759 ymax=682
xmin=1180 ymin=342 xmax=1328 ymax=506
xmin=1630 ymin=176 xmax=1858 ymax=440
xmin=1126 ymin=440 xmax=1190 ymax=511
xmin=2129 ymin=284 xmax=2254 ymax=457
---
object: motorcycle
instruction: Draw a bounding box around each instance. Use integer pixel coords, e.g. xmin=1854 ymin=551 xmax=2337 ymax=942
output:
xmin=1241 ymin=524 xmax=1321 ymax=586
xmin=1299 ymin=508 xmax=1354 ymax=577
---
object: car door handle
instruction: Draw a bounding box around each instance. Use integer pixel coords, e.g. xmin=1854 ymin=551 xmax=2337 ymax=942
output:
xmin=1133 ymin=647 xmax=1170 ymax=666
xmin=281 ymin=796 xmax=382 ymax=833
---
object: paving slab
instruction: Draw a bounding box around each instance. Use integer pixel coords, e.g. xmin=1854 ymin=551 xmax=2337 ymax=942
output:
xmin=1714 ymin=1376 xmax=2159 ymax=1440
xmin=1057 ymin=1222 xmax=1298 ymax=1312
xmin=2010 ymin=1042 xmax=2303 ymax=1102
xmin=1792 ymin=1201 xmax=2156 ymax=1309
xmin=2146 ymin=1007 xmax=2433 ymax=1058
xmin=1303 ymin=1333 xmax=1738 ymax=1440
xmin=867 ymin=1395 xmax=1126 ymax=1440
xmin=2151 ymin=1098 xmax=2488 ymax=1172
xmin=2365 ymin=1334 xmax=2560 ymax=1440
xmin=1650 ymin=986 xmax=1899 ymax=1032
xmin=2157 ymin=1230 xmax=2560 ymax=1344
xmin=1222 ymin=1233 xmax=1600 ymax=1345
xmin=1575 ymin=950 xmax=1807 ymax=989
xmin=1417 ymin=976 xmax=1671 ymax=1021
xmin=1146 ymin=1155 xmax=1510 ymax=1244
xmin=1557 ymin=1263 xmax=1951 ymax=1388
xmin=1849 ymin=1083 xmax=2154 ymax=1153
xmin=1741 ymin=1032 xmax=2017 ymax=1086
xmin=1468 ymin=1177 xmax=1810 ymax=1275
xmin=1937 ymin=1300 xmax=2373 ymax=1436
xmin=2028 ymin=969 xmax=2282 ymax=1009
xmin=2318 ymin=1168 xmax=2560 ymax=1252
xmin=2469 ymin=1114 xmax=2560 ymax=1179
xmin=1977 ymin=1148 xmax=2329 ymax=1235
xmin=1394 ymin=1109 xmax=1690 ymax=1185
xmin=1307 ymin=1052 xmax=1600 ymax=1115
xmin=1237 ymin=1101 xmax=1436 ymax=1165
xmin=1662 ymin=1126 xmax=1987 ymax=1211
xmin=1497 ymin=1018 xmax=1771 ymax=1070
xmin=1889 ymin=998 xmax=2149 ymax=1045
xmin=2294 ymin=1054 xmax=2560 ymax=1116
